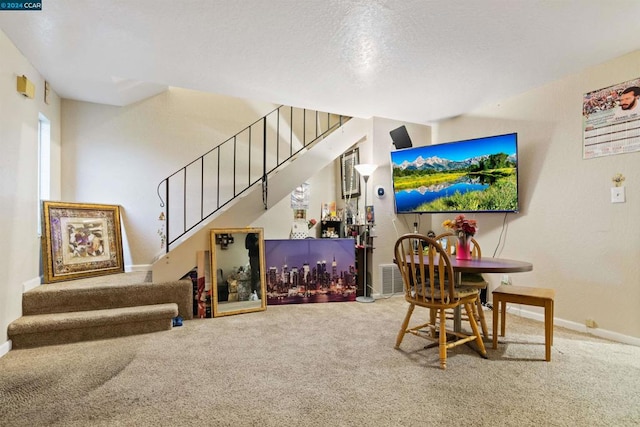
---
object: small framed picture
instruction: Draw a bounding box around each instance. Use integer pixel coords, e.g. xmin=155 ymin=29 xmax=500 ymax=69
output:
xmin=341 ymin=148 xmax=361 ymax=199
xmin=366 ymin=205 xmax=375 ymax=224
xmin=41 ymin=201 xmax=124 ymax=283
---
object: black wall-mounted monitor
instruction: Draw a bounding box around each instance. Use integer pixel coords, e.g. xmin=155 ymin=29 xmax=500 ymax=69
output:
xmin=390 ymin=125 xmax=413 ymax=149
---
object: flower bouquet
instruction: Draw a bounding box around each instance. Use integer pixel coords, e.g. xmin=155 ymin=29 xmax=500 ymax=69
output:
xmin=442 ymin=214 xmax=477 ymax=260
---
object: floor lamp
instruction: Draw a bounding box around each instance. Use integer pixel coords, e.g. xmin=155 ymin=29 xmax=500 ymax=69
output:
xmin=354 ymin=163 xmax=377 ymax=303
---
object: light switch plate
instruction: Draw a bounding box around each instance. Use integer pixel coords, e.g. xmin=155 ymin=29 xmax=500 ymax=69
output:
xmin=611 ymin=187 xmax=625 ymax=203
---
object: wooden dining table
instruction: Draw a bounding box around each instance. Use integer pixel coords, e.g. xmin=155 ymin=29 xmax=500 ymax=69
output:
xmin=403 ymin=255 xmax=533 ymax=332
xmin=448 ymin=257 xmax=533 ymax=332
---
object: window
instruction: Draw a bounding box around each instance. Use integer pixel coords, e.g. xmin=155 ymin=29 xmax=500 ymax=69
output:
xmin=37 ymin=113 xmax=51 ymax=235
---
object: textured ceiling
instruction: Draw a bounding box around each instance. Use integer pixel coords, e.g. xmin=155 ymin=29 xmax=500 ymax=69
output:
xmin=2 ymin=0 xmax=640 ymax=124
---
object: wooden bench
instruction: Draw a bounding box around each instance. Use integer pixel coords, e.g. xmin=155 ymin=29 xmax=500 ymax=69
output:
xmin=492 ymin=285 xmax=555 ymax=361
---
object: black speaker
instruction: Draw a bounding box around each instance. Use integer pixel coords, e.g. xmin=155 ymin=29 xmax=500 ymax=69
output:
xmin=390 ymin=125 xmax=412 ymax=149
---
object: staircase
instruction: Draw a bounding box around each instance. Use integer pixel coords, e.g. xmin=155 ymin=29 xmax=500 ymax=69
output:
xmin=152 ymin=107 xmax=371 ymax=283
xmin=158 ymin=106 xmax=353 ymax=253
xmin=8 ymin=272 xmax=192 ymax=349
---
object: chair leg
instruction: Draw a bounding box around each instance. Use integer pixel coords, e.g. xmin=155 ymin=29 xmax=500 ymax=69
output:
xmin=474 ymin=297 xmax=489 ymax=339
xmin=395 ymin=304 xmax=415 ymax=349
xmin=465 ymin=302 xmax=487 ymax=357
xmin=438 ymin=308 xmax=447 ymax=370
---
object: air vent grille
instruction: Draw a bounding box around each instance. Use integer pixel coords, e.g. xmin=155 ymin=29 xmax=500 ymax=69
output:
xmin=379 ymin=263 xmax=403 ymax=295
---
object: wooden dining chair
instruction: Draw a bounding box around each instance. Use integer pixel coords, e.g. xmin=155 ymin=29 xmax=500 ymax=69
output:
xmin=394 ymin=234 xmax=487 ymax=370
xmin=436 ymin=232 xmax=489 ymax=339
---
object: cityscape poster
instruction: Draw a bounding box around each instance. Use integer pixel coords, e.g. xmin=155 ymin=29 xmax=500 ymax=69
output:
xmin=264 ymin=238 xmax=357 ymax=305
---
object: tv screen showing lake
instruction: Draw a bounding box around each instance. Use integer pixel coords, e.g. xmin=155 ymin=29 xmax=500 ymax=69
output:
xmin=389 ymin=132 xmax=519 ymax=213
xmin=394 ymin=181 xmax=489 ymax=212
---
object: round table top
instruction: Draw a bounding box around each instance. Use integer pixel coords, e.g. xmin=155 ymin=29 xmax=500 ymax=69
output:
xmin=449 ymin=257 xmax=533 ymax=274
xmin=403 ymin=254 xmax=533 ymax=274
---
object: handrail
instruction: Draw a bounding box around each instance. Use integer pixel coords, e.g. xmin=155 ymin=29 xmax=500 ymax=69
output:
xmin=157 ymin=105 xmax=351 ymax=252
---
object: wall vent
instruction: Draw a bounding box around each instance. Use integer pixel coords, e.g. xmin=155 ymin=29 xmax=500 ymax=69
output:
xmin=379 ymin=263 xmax=403 ymax=295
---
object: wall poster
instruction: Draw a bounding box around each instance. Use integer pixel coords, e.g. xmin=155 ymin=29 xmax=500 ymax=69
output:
xmin=582 ymin=77 xmax=640 ymax=159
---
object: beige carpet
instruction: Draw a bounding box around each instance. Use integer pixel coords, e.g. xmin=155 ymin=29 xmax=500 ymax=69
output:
xmin=1 ymin=295 xmax=639 ymax=426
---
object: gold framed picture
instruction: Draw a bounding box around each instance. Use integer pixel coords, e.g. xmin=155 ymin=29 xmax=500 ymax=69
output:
xmin=41 ymin=201 xmax=124 ymax=283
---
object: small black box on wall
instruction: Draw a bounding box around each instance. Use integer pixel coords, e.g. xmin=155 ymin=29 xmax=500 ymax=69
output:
xmin=390 ymin=125 xmax=412 ymax=149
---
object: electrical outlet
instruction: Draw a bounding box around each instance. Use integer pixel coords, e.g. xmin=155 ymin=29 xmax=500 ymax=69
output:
xmin=585 ymin=319 xmax=597 ymax=328
xmin=611 ymin=187 xmax=625 ymax=203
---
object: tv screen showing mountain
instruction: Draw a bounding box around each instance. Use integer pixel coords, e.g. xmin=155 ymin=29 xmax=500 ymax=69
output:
xmin=389 ymin=133 xmax=519 ymax=214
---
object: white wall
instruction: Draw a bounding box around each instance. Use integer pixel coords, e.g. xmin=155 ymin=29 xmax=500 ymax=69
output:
xmin=61 ymin=89 xmax=279 ymax=268
xmin=432 ymin=50 xmax=640 ymax=340
xmin=0 ymin=30 xmax=61 ymax=349
xmin=253 ymin=162 xmax=343 ymax=240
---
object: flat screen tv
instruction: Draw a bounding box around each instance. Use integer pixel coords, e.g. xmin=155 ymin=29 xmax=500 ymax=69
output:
xmin=390 ymin=132 xmax=519 ymax=214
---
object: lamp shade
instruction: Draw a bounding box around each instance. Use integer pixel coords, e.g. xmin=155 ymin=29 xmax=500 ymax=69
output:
xmin=354 ymin=163 xmax=377 ymax=178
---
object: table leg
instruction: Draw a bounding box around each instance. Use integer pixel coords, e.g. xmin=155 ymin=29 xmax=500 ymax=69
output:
xmin=453 ymin=307 xmax=462 ymax=332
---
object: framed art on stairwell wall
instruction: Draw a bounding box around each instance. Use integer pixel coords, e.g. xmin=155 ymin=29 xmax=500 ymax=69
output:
xmin=41 ymin=201 xmax=124 ymax=283
xmin=340 ymin=147 xmax=361 ymax=199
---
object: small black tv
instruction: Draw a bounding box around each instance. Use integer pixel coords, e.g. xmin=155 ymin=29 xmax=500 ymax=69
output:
xmin=390 ymin=133 xmax=519 ymax=214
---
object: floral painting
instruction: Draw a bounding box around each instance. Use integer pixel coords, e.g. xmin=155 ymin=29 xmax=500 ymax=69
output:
xmin=42 ymin=201 xmax=124 ymax=283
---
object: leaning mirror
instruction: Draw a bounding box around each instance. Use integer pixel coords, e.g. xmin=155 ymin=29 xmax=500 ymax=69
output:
xmin=210 ymin=227 xmax=266 ymax=317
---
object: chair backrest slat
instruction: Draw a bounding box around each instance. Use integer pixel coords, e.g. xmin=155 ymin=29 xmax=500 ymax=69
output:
xmin=394 ymin=233 xmax=456 ymax=304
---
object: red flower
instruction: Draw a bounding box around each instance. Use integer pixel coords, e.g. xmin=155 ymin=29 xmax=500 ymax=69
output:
xmin=443 ymin=214 xmax=477 ymax=236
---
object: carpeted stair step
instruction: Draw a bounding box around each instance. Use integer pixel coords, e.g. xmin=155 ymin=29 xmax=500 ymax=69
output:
xmin=8 ymin=303 xmax=179 ymax=349
xmin=22 ymin=278 xmax=193 ymax=320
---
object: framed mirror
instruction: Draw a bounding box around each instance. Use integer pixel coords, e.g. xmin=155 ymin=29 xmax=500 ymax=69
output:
xmin=210 ymin=227 xmax=267 ymax=317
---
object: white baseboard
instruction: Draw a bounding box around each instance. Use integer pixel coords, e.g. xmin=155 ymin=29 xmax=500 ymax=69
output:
xmin=384 ymin=295 xmax=640 ymax=347
xmin=126 ymin=264 xmax=151 ymax=273
xmin=513 ymin=306 xmax=640 ymax=347
xmin=0 ymin=340 xmax=12 ymax=358
xmin=22 ymin=276 xmax=42 ymax=293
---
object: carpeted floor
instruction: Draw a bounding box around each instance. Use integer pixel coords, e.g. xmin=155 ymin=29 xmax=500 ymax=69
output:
xmin=1 ymin=295 xmax=639 ymax=426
